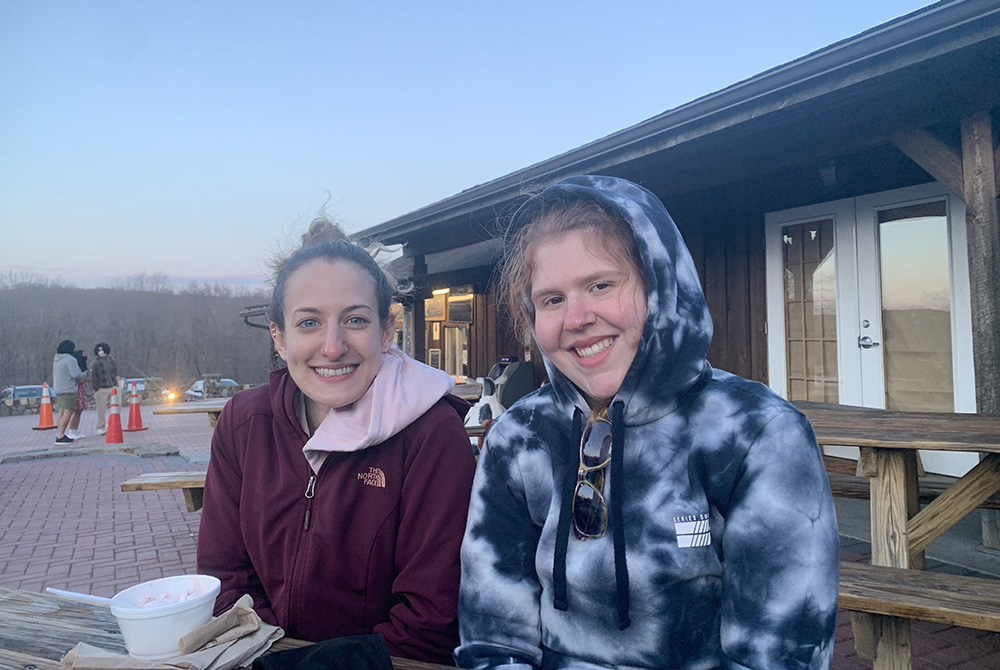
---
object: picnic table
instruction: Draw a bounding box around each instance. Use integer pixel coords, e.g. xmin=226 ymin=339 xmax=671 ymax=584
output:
xmin=153 ymin=398 xmax=230 ymax=427
xmin=794 ymin=401 xmax=1000 ymax=670
xmin=0 ymin=586 xmax=453 ymax=670
xmin=451 ymin=380 xmax=482 ymax=402
xmin=121 ymin=470 xmax=208 ymax=512
xmin=793 ymin=401 xmax=1000 ymax=570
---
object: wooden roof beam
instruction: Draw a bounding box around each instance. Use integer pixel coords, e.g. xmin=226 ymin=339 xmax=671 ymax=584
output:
xmin=890 ymin=127 xmax=964 ymax=198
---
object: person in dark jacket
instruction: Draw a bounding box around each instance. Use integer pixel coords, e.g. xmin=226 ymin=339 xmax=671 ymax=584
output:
xmin=456 ymin=176 xmax=839 ymax=669
xmin=90 ymin=342 xmax=119 ymax=435
xmin=197 ymin=219 xmax=476 ymax=665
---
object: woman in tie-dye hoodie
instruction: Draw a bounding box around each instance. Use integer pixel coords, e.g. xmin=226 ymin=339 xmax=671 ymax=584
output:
xmin=456 ymin=175 xmax=839 ymax=670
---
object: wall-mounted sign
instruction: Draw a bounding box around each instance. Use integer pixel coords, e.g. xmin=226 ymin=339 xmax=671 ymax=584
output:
xmin=447 ymin=293 xmax=474 ymax=323
xmin=425 ymin=293 xmax=446 ymax=321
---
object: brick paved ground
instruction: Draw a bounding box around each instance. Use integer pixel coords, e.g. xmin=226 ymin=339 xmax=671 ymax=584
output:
xmin=0 ymin=407 xmax=997 ymax=666
xmin=0 ymin=405 xmax=208 ymax=596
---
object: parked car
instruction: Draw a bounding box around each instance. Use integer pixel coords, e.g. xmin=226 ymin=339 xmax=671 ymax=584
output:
xmin=0 ymin=385 xmax=46 ymax=401
xmin=185 ymin=378 xmax=239 ymax=401
xmin=121 ymin=377 xmax=146 ymax=393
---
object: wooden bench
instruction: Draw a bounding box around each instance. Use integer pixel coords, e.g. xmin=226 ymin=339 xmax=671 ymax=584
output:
xmin=121 ymin=470 xmax=207 ymax=512
xmin=839 ymin=561 xmax=1000 ymax=667
xmin=828 ymin=472 xmax=1000 ymax=510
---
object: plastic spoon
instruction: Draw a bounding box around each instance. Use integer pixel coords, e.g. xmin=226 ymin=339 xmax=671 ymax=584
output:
xmin=45 ymin=587 xmax=135 ymax=608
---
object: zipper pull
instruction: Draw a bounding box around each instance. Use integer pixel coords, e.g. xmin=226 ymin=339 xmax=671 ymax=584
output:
xmin=303 ymin=475 xmax=316 ymax=531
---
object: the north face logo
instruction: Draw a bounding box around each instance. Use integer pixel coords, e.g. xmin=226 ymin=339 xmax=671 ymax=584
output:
xmin=358 ymin=467 xmax=386 ymax=488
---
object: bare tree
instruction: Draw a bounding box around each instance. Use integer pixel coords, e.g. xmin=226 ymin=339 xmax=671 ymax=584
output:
xmin=106 ymin=272 xmax=173 ymax=293
xmin=0 ymin=270 xmax=68 ymax=289
xmin=0 ymin=285 xmax=272 ymax=389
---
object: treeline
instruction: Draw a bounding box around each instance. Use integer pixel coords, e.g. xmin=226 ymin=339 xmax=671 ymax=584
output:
xmin=0 ymin=282 xmax=275 ymax=391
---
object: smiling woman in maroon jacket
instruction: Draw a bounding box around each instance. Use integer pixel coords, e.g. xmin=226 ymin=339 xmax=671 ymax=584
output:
xmin=196 ymin=219 xmax=476 ymax=664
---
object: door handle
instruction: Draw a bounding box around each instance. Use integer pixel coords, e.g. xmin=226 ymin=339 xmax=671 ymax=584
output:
xmin=858 ymin=336 xmax=880 ymax=349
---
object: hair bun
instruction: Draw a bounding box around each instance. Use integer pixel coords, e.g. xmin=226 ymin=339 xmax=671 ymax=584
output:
xmin=301 ymin=218 xmax=350 ymax=247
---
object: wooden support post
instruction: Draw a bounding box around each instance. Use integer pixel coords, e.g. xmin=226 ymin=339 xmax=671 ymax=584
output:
xmin=850 ymin=611 xmax=877 ymax=660
xmin=412 ymin=254 xmax=427 ymax=364
xmin=849 ymin=611 xmax=914 ymax=670
xmin=961 ymin=111 xmax=1000 ymax=413
xmin=868 ymin=449 xmax=915 ymax=569
xmin=902 ymin=451 xmax=925 ymax=570
xmin=961 ymin=111 xmax=1000 ymax=549
xmin=182 ymin=488 xmax=204 ymax=513
xmin=872 ymin=613 xmax=913 ymax=670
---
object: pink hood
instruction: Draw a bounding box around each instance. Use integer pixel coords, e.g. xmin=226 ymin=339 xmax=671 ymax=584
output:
xmin=303 ymin=346 xmax=456 ymax=470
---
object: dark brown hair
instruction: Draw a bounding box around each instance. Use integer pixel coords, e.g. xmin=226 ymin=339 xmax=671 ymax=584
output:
xmin=267 ymin=218 xmax=402 ymax=331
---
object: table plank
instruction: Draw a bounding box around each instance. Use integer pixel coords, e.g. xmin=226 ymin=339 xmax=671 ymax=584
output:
xmin=0 ymin=587 xmax=126 ymax=660
xmin=120 ymin=471 xmax=207 ymax=491
xmin=839 ymin=562 xmax=1000 ymax=633
xmin=794 ymin=401 xmax=1000 ymax=453
xmin=0 ymin=587 xmax=452 ymax=669
xmin=152 ymin=400 xmax=229 ymax=415
xmin=153 ymin=400 xmax=229 ymax=427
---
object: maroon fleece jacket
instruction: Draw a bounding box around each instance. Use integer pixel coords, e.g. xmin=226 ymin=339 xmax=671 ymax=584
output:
xmin=196 ymin=369 xmax=476 ymax=664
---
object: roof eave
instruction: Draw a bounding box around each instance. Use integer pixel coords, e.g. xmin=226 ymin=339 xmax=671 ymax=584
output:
xmin=362 ymin=0 xmax=1000 ymax=244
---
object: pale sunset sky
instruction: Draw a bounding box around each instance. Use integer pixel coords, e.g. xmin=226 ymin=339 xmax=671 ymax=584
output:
xmin=1 ymin=0 xmax=937 ymax=289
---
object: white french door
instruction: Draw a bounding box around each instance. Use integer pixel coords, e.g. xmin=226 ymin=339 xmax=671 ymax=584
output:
xmin=765 ymin=183 xmax=976 ymax=475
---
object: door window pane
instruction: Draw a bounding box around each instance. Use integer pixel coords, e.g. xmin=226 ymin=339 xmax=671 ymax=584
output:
xmin=782 ymin=220 xmax=838 ymax=403
xmin=878 ymin=201 xmax=952 ymax=411
xmin=444 ymin=325 xmax=469 ymax=377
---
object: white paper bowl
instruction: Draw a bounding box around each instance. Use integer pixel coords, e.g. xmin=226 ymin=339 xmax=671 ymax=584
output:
xmin=110 ymin=574 xmax=221 ymax=660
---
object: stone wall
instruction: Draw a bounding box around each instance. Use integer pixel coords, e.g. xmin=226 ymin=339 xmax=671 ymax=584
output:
xmin=0 ymin=397 xmax=49 ymax=418
xmin=0 ymin=392 xmax=96 ymax=417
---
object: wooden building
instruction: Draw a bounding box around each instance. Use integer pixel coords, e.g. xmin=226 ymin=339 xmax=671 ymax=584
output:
xmin=360 ymin=0 xmax=1000 ymax=476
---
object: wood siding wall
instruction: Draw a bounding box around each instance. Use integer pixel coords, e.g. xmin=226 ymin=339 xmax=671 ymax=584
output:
xmin=455 ymin=209 xmax=773 ymax=386
xmin=469 ymin=293 xmax=523 ymax=379
xmin=677 ymin=203 xmax=769 ymax=385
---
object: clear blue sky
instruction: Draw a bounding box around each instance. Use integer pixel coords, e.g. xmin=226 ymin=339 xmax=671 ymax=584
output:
xmin=0 ymin=0 xmax=936 ymax=289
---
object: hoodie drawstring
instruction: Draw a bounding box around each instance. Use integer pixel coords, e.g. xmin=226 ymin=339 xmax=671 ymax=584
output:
xmin=553 ymin=403 xmax=631 ymax=631
xmin=553 ymin=407 xmax=582 ymax=612
xmin=610 ymin=400 xmax=631 ymax=630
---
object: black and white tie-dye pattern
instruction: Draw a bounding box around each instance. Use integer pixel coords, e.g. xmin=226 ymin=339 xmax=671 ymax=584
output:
xmin=456 ymin=176 xmax=839 ymax=670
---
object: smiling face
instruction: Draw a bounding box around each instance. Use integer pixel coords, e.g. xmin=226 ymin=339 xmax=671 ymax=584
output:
xmin=271 ymin=259 xmax=394 ymax=427
xmin=529 ymin=228 xmax=648 ymax=407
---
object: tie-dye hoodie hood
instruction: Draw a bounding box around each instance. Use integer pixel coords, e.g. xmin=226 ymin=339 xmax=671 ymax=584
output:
xmin=456 ymin=176 xmax=839 ymax=670
xmin=511 ymin=175 xmax=714 ymax=423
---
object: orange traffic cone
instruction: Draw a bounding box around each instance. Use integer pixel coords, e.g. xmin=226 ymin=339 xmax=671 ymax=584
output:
xmin=105 ymin=388 xmax=124 ymax=444
xmin=32 ymin=382 xmax=57 ymax=430
xmin=123 ymin=381 xmax=149 ymax=432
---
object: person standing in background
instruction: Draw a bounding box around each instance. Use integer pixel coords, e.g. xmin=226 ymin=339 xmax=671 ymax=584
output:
xmin=67 ymin=349 xmax=90 ymax=440
xmin=90 ymin=342 xmax=118 ymax=436
xmin=52 ymin=340 xmax=87 ymax=445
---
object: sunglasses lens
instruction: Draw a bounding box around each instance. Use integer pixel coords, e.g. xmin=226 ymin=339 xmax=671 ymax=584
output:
xmin=580 ymin=419 xmax=612 ymax=468
xmin=573 ymin=478 xmax=608 ymax=538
